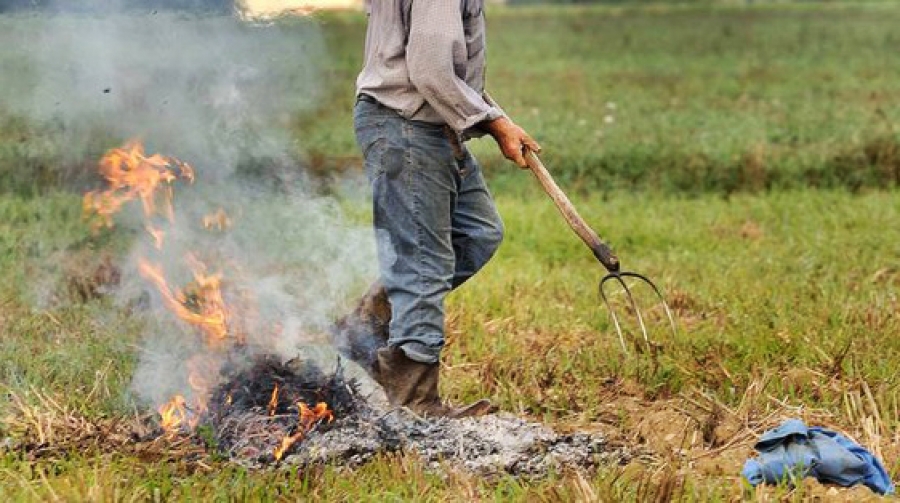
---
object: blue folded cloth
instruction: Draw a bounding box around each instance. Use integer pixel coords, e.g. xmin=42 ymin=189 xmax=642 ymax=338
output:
xmin=742 ymin=419 xmax=894 ymax=495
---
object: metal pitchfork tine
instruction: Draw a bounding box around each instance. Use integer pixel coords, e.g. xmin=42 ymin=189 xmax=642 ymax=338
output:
xmin=523 ymin=150 xmax=677 ymax=353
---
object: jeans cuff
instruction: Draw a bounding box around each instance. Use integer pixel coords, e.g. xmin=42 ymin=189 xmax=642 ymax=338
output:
xmin=399 ymin=341 xmax=440 ymax=364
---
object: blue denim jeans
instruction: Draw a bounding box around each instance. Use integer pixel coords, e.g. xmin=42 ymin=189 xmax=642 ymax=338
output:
xmin=354 ymin=98 xmax=504 ymax=364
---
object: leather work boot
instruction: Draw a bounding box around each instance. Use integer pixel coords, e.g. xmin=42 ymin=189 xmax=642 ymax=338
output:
xmin=331 ymin=282 xmax=391 ymax=375
xmin=374 ymin=347 xmax=494 ymax=418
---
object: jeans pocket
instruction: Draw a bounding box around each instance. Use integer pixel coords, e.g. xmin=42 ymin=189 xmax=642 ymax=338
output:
xmin=362 ymin=138 xmax=388 ymax=181
xmin=354 ymin=101 xmax=387 ymax=153
xmin=355 ymin=118 xmax=379 ymax=150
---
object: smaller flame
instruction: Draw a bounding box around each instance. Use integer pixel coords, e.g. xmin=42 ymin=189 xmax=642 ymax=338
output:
xmin=203 ymin=208 xmax=232 ymax=232
xmin=138 ymin=256 xmax=229 ymax=347
xmin=146 ymin=224 xmax=166 ymax=250
xmin=273 ymin=402 xmax=333 ymax=461
xmin=185 ymin=355 xmax=221 ymax=424
xmin=267 ymin=383 xmax=280 ymax=416
xmin=301 ymin=402 xmax=334 ymax=428
xmin=158 ymin=395 xmax=188 ymax=435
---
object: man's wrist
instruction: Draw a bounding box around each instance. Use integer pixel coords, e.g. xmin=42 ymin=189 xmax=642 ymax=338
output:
xmin=482 ymin=116 xmax=513 ymax=138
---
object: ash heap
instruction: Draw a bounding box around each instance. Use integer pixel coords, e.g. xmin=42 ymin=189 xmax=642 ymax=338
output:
xmin=202 ymin=348 xmax=624 ymax=475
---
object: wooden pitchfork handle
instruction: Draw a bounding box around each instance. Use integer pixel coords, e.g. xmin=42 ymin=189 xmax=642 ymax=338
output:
xmin=523 ymin=150 xmax=621 ymax=273
xmin=481 ymin=92 xmax=619 ymax=271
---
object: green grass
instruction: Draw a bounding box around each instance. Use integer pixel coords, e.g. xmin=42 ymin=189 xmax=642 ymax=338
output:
xmin=2 ymin=187 xmax=899 ymax=499
xmin=303 ymin=3 xmax=900 ymax=193
xmin=1 ymin=3 xmax=899 ymax=194
xmin=448 ymin=189 xmax=900 ymax=405
xmin=3 ymin=3 xmax=900 ymax=501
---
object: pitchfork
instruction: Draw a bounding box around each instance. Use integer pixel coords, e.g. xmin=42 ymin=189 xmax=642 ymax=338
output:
xmin=523 ymin=149 xmax=677 ymax=353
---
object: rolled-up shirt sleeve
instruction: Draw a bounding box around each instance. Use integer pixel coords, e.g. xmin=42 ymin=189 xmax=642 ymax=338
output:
xmin=406 ymin=0 xmax=503 ymax=132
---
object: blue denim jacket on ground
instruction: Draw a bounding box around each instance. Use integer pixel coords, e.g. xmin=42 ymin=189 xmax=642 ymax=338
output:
xmin=742 ymin=419 xmax=894 ymax=495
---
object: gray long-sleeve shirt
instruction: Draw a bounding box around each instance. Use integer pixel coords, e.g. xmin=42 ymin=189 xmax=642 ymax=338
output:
xmin=355 ymin=0 xmax=504 ymax=133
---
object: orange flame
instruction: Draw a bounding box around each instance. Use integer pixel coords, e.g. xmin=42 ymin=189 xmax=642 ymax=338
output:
xmin=85 ymin=141 xmax=244 ymax=436
xmin=185 ymin=354 xmax=221 ymax=423
xmin=203 ymin=208 xmax=232 ymax=232
xmin=83 ymin=140 xmax=193 ymax=233
xmin=273 ymin=402 xmax=333 ymax=461
xmin=267 ymin=383 xmax=280 ymax=416
xmin=146 ymin=224 xmax=166 ymax=250
xmin=158 ymin=395 xmax=188 ymax=435
xmin=137 ymin=256 xmax=229 ymax=347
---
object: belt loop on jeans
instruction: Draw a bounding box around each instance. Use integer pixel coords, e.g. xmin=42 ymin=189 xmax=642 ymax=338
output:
xmin=443 ymin=125 xmax=465 ymax=161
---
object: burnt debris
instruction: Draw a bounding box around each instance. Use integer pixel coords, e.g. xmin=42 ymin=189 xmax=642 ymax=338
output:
xmin=208 ymin=353 xmax=365 ymax=461
xmin=190 ymin=352 xmax=627 ymax=476
xmin=210 ymin=353 xmax=362 ymax=420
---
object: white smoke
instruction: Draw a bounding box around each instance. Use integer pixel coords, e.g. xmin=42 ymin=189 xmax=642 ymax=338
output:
xmin=0 ymin=9 xmax=377 ymax=409
xmin=1 ymin=12 xmax=324 ymax=170
xmin=127 ymin=183 xmax=376 ymax=409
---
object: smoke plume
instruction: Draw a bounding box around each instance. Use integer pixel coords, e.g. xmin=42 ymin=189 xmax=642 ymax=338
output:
xmin=1 ymin=6 xmax=377 ymax=409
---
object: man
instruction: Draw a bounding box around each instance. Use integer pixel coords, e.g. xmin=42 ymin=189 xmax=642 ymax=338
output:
xmin=334 ymin=0 xmax=540 ymax=418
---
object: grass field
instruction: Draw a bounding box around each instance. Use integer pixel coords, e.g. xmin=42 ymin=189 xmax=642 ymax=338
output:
xmin=2 ymin=2 xmax=900 ymax=501
xmin=301 ymin=2 xmax=900 ymax=193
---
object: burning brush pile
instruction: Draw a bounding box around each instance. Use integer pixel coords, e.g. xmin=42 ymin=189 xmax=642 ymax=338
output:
xmin=205 ymin=352 xmax=354 ymax=462
xmin=81 ymin=141 xmax=626 ymax=476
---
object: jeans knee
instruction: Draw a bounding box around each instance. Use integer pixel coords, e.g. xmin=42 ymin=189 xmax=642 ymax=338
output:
xmin=482 ymin=218 xmax=504 ymax=258
xmin=466 ymin=219 xmax=503 ymax=277
xmin=398 ymin=341 xmax=441 ymax=364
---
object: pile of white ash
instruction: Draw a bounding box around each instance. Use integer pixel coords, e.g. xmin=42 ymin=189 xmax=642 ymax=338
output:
xmin=205 ymin=347 xmax=629 ymax=476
